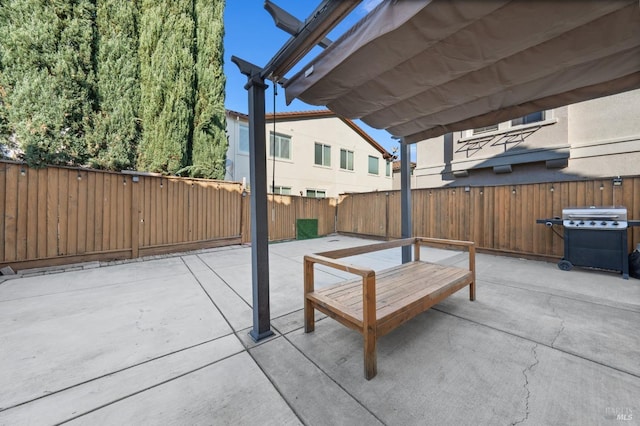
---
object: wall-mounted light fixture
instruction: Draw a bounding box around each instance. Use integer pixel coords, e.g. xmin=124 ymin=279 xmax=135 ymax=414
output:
xmin=20 ymin=167 xmax=26 ymax=176
xmin=550 ymin=186 xmax=555 ymax=192
xmin=464 ymin=186 xmax=470 ymax=193
xmin=77 ymin=172 xmax=82 ymax=181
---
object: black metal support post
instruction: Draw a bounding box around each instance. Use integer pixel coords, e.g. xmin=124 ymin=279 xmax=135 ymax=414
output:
xmin=232 ymin=56 xmax=274 ymax=342
xmin=400 ymin=140 xmax=412 ymax=263
xmin=229 ymin=1 xmax=358 ymax=342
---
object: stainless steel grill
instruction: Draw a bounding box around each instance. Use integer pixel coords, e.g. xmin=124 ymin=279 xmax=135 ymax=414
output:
xmin=562 ymin=206 xmax=627 ymax=230
xmin=538 ymin=205 xmax=640 ymax=279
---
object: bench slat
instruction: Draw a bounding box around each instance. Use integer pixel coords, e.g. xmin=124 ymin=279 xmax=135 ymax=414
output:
xmin=306 ymin=292 xmax=363 ymax=330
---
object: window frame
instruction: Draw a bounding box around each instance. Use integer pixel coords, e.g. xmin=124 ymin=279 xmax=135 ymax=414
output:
xmin=238 ymin=123 xmax=249 ymax=153
xmin=314 ymin=142 xmax=331 ymax=167
xmin=368 ymin=155 xmax=379 ymax=175
xmin=306 ymin=189 xmax=326 ymax=198
xmin=511 ymin=111 xmax=545 ymax=127
xmin=472 ymin=124 xmax=499 ymax=135
xmin=269 ymin=132 xmax=292 ymax=160
xmin=273 ymin=186 xmax=292 ymax=195
xmin=340 ymin=148 xmax=354 ymax=171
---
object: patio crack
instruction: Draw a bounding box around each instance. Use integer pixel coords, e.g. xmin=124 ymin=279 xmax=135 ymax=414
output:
xmin=511 ymin=344 xmax=539 ymax=426
xmin=548 ymin=296 xmax=566 ymax=349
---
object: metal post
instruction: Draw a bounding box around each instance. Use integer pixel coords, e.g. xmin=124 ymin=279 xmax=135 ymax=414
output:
xmin=233 ymin=57 xmax=274 ymax=342
xmin=400 ymin=139 xmax=412 ymax=263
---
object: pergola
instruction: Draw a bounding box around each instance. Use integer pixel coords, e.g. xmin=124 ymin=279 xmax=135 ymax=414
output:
xmin=233 ymin=0 xmax=640 ymax=341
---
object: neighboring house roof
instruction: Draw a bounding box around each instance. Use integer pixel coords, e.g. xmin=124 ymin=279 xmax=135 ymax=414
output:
xmin=227 ymin=109 xmax=392 ymax=160
xmin=226 ymin=109 xmax=248 ymax=121
xmin=392 ymin=160 xmax=416 ymax=172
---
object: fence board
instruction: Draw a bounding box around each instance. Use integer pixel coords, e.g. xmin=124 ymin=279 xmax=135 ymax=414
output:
xmin=77 ymin=171 xmax=88 ymax=254
xmin=0 ymin=163 xmax=5 ymax=261
xmin=4 ymin=165 xmax=18 ymax=261
xmin=67 ymin=169 xmax=79 ymax=256
xmin=123 ymin=177 xmax=132 ymax=250
xmin=33 ymin=169 xmax=48 ymax=259
xmin=26 ymin=167 xmax=38 ymax=259
xmin=16 ymin=166 xmax=28 ymax=260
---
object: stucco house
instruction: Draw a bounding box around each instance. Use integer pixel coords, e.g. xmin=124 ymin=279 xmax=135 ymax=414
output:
xmin=225 ymin=109 xmax=393 ymax=197
xmin=413 ymin=89 xmax=640 ymax=187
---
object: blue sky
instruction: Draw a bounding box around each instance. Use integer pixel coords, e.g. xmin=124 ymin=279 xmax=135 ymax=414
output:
xmin=223 ymin=0 xmax=407 ymax=156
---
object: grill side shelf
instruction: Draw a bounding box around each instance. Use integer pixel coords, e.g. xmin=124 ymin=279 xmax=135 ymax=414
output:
xmin=536 ymin=218 xmax=563 ymax=226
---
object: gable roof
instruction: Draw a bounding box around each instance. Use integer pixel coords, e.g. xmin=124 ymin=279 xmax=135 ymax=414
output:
xmin=228 ymin=109 xmax=392 ymax=159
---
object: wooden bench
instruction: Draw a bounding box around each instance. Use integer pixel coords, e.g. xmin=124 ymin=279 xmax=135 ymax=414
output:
xmin=304 ymin=237 xmax=475 ymax=380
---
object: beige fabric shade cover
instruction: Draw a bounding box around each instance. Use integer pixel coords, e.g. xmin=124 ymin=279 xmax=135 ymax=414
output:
xmin=284 ymin=0 xmax=640 ymax=143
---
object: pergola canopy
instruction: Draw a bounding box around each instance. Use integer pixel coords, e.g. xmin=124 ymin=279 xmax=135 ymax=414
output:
xmin=284 ymin=0 xmax=640 ymax=143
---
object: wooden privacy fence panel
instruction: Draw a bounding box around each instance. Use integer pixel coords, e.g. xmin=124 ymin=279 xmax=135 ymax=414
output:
xmin=241 ymin=194 xmax=337 ymax=243
xmin=337 ymin=176 xmax=640 ymax=259
xmin=136 ymin=176 xmax=244 ymax=255
xmin=0 ymin=162 xmax=244 ymax=270
xmin=0 ymin=163 xmax=133 ymax=264
xmin=336 ymin=192 xmax=389 ymax=238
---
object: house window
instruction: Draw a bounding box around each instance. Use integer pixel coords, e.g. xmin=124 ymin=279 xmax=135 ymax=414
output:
xmin=306 ymin=189 xmax=326 ymax=198
xmin=385 ymin=161 xmax=391 ymax=177
xmin=340 ymin=149 xmax=354 ymax=170
xmin=273 ymin=186 xmax=291 ymax=195
xmin=368 ymin=156 xmax=379 ymax=175
xmin=473 ymin=124 xmax=499 ymax=134
xmin=238 ymin=123 xmax=249 ymax=153
xmin=314 ymin=143 xmax=331 ymax=167
xmin=270 ymin=132 xmax=291 ymax=160
xmin=511 ymin=111 xmax=545 ymax=126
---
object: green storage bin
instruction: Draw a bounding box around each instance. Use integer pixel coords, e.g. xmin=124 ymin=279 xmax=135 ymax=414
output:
xmin=296 ymin=219 xmax=318 ymax=240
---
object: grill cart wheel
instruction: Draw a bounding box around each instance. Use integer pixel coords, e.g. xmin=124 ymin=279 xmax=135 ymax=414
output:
xmin=558 ymin=259 xmax=573 ymax=271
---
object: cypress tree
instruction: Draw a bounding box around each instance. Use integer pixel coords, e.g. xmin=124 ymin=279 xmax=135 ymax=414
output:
xmin=88 ymin=0 xmax=140 ymax=170
xmin=0 ymin=0 xmax=96 ymax=167
xmin=0 ymin=9 xmax=10 ymax=150
xmin=183 ymin=0 xmax=227 ymax=179
xmin=137 ymin=0 xmax=195 ymax=175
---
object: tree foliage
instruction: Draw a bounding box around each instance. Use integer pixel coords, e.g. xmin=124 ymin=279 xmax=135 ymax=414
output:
xmin=185 ymin=0 xmax=227 ymax=179
xmin=137 ymin=0 xmax=195 ymax=175
xmin=0 ymin=0 xmax=96 ymax=167
xmin=0 ymin=0 xmax=227 ymax=177
xmin=87 ymin=0 xmax=140 ymax=171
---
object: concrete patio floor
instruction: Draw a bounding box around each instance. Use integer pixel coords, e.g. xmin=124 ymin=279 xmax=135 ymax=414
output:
xmin=0 ymin=235 xmax=638 ymax=425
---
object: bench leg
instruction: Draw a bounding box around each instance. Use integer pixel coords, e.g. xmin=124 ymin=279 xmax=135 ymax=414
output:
xmin=304 ymin=259 xmax=315 ymax=333
xmin=469 ymin=280 xmax=476 ymax=301
xmin=364 ymin=326 xmax=377 ymax=380
xmin=304 ymin=299 xmax=315 ymax=333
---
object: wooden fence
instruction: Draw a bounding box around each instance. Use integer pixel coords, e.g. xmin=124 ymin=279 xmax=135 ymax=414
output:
xmin=2 ymin=161 xmax=638 ymax=271
xmin=0 ymin=162 xmax=338 ymax=271
xmin=337 ymin=177 xmax=640 ymax=259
